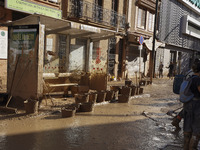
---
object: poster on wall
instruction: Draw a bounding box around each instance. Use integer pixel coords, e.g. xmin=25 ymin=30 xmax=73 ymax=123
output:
xmin=0 ymin=30 xmax=8 ymax=59
xmin=9 ymin=25 xmax=39 ymax=67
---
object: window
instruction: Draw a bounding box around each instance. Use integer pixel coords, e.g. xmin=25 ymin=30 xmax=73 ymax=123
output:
xmin=137 ymin=8 xmax=146 ymax=29
xmin=182 ymin=15 xmax=200 ymax=39
xmin=148 ymin=12 xmax=155 ymax=32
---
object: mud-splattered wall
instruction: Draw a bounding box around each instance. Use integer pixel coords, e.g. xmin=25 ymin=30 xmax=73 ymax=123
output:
xmin=90 ymin=39 xmax=108 ymax=91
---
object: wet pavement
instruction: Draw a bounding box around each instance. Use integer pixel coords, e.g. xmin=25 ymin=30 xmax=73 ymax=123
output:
xmin=0 ymin=78 xmax=188 ymax=150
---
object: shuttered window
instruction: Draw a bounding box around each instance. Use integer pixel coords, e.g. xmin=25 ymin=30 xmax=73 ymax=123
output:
xmin=137 ymin=8 xmax=146 ymax=29
xmin=148 ymin=12 xmax=154 ymax=32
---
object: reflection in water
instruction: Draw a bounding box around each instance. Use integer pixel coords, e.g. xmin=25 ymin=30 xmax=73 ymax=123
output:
xmin=64 ymin=119 xmax=84 ymax=149
xmin=0 ymin=133 xmax=6 ymax=150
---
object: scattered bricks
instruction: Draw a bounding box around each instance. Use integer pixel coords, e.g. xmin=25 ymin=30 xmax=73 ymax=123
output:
xmin=88 ymin=92 xmax=97 ymax=103
xmin=118 ymin=95 xmax=130 ymax=103
xmin=75 ymin=94 xmax=89 ymax=104
xmin=105 ymin=90 xmax=114 ymax=101
xmin=125 ymin=80 xmax=132 ymax=86
xmin=121 ymin=86 xmax=132 ymax=97
xmin=139 ymin=88 xmax=144 ymax=94
xmin=80 ymin=102 xmax=94 ymax=112
xmin=61 ymin=107 xmax=76 ymax=118
xmin=129 ymin=86 xmax=136 ymax=96
xmin=139 ymin=80 xmax=146 ymax=86
xmin=96 ymin=91 xmax=106 ymax=103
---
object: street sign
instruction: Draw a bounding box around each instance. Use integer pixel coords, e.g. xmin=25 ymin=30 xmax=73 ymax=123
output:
xmin=138 ymin=45 xmax=143 ymax=50
xmin=139 ymin=36 xmax=144 ymax=45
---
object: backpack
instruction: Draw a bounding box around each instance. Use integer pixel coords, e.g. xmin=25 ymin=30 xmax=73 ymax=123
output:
xmin=173 ymin=74 xmax=185 ymax=94
xmin=173 ymin=70 xmax=194 ymax=94
xmin=179 ymin=76 xmax=196 ymax=103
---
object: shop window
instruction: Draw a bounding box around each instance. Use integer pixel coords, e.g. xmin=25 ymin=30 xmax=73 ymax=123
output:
xmin=148 ymin=12 xmax=154 ymax=32
xmin=137 ymin=7 xmax=146 ymax=29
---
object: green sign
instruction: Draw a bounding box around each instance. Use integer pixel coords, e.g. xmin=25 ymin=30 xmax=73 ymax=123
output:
xmin=6 ymin=0 xmax=62 ymax=19
xmin=1 ymin=31 xmax=5 ymax=36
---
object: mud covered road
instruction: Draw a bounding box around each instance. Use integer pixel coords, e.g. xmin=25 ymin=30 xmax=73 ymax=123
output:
xmin=0 ymin=78 xmax=188 ymax=150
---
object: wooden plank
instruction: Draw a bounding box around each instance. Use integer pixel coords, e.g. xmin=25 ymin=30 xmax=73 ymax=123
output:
xmin=48 ymin=83 xmax=78 ymax=87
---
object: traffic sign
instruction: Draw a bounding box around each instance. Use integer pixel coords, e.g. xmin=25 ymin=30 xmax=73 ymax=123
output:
xmin=139 ymin=36 xmax=144 ymax=45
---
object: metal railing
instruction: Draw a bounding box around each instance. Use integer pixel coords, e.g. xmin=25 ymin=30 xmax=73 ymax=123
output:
xmin=68 ymin=0 xmax=126 ymax=29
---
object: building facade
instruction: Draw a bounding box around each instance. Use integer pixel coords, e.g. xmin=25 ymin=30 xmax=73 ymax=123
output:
xmin=158 ymin=0 xmax=200 ymax=75
xmin=1 ymin=0 xmax=126 ymax=102
xmin=124 ymin=0 xmax=157 ymax=79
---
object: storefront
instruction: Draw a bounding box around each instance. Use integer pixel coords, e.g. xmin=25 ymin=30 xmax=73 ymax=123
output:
xmin=5 ymin=14 xmax=117 ymax=103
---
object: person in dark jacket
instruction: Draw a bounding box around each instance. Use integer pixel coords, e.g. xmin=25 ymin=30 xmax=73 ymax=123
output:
xmin=171 ymin=59 xmax=200 ymax=130
xmin=158 ymin=62 xmax=164 ymax=78
xmin=183 ymin=61 xmax=200 ymax=150
xmin=167 ymin=62 xmax=174 ymax=79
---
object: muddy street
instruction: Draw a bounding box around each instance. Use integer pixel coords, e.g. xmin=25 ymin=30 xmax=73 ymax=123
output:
xmin=0 ymin=78 xmax=185 ymax=150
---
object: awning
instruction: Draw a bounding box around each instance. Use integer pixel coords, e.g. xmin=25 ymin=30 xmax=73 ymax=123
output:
xmin=144 ymin=37 xmax=165 ymax=51
xmin=3 ymin=14 xmax=118 ymax=41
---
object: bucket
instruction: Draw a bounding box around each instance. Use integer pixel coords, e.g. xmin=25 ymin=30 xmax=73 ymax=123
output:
xmin=105 ymin=90 xmax=114 ymax=101
xmin=88 ymin=93 xmax=97 ymax=103
xmin=125 ymin=80 xmax=132 ymax=86
xmin=139 ymin=80 xmax=146 ymax=86
xmin=121 ymin=86 xmax=132 ymax=96
xmin=139 ymin=88 xmax=144 ymax=94
xmin=24 ymin=99 xmax=38 ymax=114
xmin=118 ymin=95 xmax=130 ymax=103
xmin=129 ymin=86 xmax=136 ymax=96
xmin=80 ymin=102 xmax=94 ymax=112
xmin=96 ymin=91 xmax=106 ymax=103
xmin=75 ymin=94 xmax=89 ymax=104
xmin=61 ymin=107 xmax=76 ymax=118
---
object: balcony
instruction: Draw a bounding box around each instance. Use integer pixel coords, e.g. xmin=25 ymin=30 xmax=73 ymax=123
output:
xmin=67 ymin=0 xmax=126 ymax=29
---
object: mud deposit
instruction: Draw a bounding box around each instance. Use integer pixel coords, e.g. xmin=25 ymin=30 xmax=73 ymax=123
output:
xmin=0 ymin=78 xmax=190 ymax=150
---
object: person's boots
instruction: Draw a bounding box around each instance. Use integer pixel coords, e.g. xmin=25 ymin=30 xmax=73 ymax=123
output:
xmin=189 ymin=135 xmax=200 ymax=150
xmin=184 ymin=132 xmax=192 ymax=150
xmin=171 ymin=115 xmax=181 ymax=129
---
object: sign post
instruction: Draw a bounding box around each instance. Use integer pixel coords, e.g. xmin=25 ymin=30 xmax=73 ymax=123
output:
xmin=138 ymin=36 xmax=144 ymax=80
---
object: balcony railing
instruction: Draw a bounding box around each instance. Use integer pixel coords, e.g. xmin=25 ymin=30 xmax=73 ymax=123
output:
xmin=68 ymin=0 xmax=126 ymax=29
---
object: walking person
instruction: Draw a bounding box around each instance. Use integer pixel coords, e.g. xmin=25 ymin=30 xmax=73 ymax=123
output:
xmin=171 ymin=58 xmax=200 ymax=130
xmin=182 ymin=61 xmax=200 ymax=150
xmin=159 ymin=62 xmax=164 ymax=78
xmin=167 ymin=62 xmax=174 ymax=79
